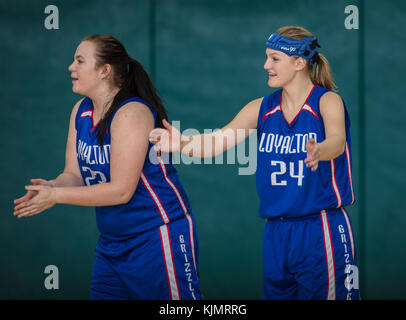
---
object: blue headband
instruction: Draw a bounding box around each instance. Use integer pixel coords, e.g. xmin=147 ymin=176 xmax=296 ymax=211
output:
xmin=266 ymin=33 xmax=321 ymax=65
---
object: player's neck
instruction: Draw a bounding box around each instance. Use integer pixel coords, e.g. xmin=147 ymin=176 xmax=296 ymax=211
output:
xmin=281 ymin=77 xmax=314 ymax=111
xmin=90 ymin=85 xmax=120 ymax=115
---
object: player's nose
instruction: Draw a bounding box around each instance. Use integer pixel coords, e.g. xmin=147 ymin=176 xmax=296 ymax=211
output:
xmin=68 ymin=62 xmax=74 ymax=72
xmin=264 ymin=58 xmax=271 ymax=70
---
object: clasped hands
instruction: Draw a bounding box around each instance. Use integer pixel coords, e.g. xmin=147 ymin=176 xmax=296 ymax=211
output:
xmin=13 ymin=179 xmax=56 ymax=219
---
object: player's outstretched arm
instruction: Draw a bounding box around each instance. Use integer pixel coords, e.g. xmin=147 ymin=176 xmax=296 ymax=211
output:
xmin=149 ymin=97 xmax=262 ymax=158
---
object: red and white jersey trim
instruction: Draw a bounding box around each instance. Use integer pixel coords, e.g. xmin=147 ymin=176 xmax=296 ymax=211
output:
xmin=262 ymin=105 xmax=281 ymax=121
xmin=158 ymin=158 xmax=188 ymax=214
xmin=140 ymin=172 xmax=170 ymax=224
xmin=159 ymin=225 xmax=181 ymax=300
xmin=344 ymin=142 xmax=355 ymax=204
xmin=157 ymin=157 xmax=198 ymax=276
xmin=320 ymin=210 xmax=336 ymax=300
xmin=302 ymin=104 xmax=319 ymax=119
xmin=330 ymin=159 xmax=342 ymax=208
xmin=80 ymin=110 xmax=93 ymax=118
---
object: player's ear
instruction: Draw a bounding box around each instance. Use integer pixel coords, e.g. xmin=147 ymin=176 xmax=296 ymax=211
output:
xmin=99 ymin=64 xmax=112 ymax=80
xmin=294 ymin=57 xmax=307 ymax=71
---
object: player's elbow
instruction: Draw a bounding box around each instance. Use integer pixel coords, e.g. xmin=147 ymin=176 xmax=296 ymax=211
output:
xmin=334 ymin=137 xmax=346 ymax=158
xmin=112 ymin=184 xmax=135 ymax=205
xmin=118 ymin=189 xmax=135 ymax=205
xmin=337 ymin=142 xmax=345 ymax=157
xmin=339 ymin=137 xmax=347 ymax=155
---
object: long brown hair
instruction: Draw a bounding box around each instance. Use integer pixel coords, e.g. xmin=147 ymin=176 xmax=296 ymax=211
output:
xmin=276 ymin=26 xmax=337 ymax=91
xmin=83 ymin=34 xmax=168 ymax=146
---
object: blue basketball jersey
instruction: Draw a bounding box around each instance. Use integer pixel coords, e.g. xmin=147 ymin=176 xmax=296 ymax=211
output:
xmin=256 ymin=85 xmax=355 ymax=219
xmin=75 ymin=97 xmax=193 ymax=240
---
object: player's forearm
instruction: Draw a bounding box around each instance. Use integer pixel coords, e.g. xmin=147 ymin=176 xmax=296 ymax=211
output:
xmin=180 ymin=134 xmax=215 ymax=158
xmin=318 ymin=135 xmax=346 ymax=161
xmin=50 ymin=172 xmax=84 ymax=187
xmin=180 ymin=130 xmax=241 ymax=158
xmin=53 ymin=182 xmax=133 ymax=206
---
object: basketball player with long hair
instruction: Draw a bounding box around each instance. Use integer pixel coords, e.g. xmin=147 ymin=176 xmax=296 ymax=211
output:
xmin=14 ymin=34 xmax=202 ymax=300
xmin=150 ymin=26 xmax=359 ymax=300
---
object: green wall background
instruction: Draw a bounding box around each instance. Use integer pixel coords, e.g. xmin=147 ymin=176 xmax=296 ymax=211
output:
xmin=0 ymin=0 xmax=405 ymax=299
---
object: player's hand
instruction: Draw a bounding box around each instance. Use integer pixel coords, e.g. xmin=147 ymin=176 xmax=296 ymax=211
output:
xmin=13 ymin=178 xmax=53 ymax=207
xmin=149 ymin=119 xmax=182 ymax=153
xmin=13 ymin=185 xmax=56 ymax=219
xmin=305 ymin=139 xmax=320 ymax=171
xmin=29 ymin=178 xmax=53 ymax=187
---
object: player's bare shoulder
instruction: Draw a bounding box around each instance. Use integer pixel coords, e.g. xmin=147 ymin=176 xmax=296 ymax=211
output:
xmin=247 ymin=97 xmax=264 ymax=109
xmin=71 ymin=97 xmax=85 ymax=114
xmin=319 ymin=91 xmax=344 ymax=116
xmin=244 ymin=96 xmax=264 ymax=121
xmin=240 ymin=96 xmax=264 ymax=117
xmin=69 ymin=98 xmax=86 ymax=122
xmin=320 ymin=91 xmax=344 ymax=108
xmin=111 ymin=100 xmax=155 ymax=129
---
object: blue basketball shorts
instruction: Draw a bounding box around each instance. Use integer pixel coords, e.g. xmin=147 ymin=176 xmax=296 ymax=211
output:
xmin=90 ymin=215 xmax=202 ymax=300
xmin=263 ymin=208 xmax=360 ymax=300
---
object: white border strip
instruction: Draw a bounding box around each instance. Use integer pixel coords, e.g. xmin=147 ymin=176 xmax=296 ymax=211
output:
xmin=158 ymin=158 xmax=188 ymax=214
xmin=159 ymin=225 xmax=180 ymax=300
xmin=321 ymin=210 xmax=336 ymax=300
xmin=345 ymin=142 xmax=355 ymax=204
xmin=141 ymin=172 xmax=169 ymax=224
xmin=158 ymin=158 xmax=198 ymax=275
xmin=330 ymin=160 xmax=342 ymax=208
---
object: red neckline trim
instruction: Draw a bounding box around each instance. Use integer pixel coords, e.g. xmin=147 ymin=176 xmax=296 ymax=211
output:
xmin=89 ymin=101 xmax=101 ymax=133
xmin=280 ymin=84 xmax=316 ymax=126
xmin=90 ymin=116 xmax=101 ymax=132
xmin=261 ymin=105 xmax=281 ymax=121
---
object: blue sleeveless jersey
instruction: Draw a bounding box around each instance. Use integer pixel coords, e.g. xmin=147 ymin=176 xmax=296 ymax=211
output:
xmin=75 ymin=97 xmax=193 ymax=240
xmin=256 ymin=85 xmax=355 ymax=219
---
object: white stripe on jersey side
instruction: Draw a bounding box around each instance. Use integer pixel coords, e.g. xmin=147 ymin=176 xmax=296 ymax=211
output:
xmin=330 ymin=159 xmax=342 ymax=208
xmin=341 ymin=208 xmax=355 ymax=263
xmin=159 ymin=225 xmax=180 ymax=300
xmin=140 ymin=172 xmax=170 ymax=224
xmin=320 ymin=210 xmax=336 ymax=300
xmin=184 ymin=214 xmax=197 ymax=277
xmin=345 ymin=142 xmax=355 ymax=204
xmin=157 ymin=157 xmax=198 ymax=277
xmin=158 ymin=157 xmax=188 ymax=214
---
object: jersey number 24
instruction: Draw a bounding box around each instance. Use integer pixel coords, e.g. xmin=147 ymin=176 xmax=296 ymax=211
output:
xmin=271 ymin=160 xmax=304 ymax=186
